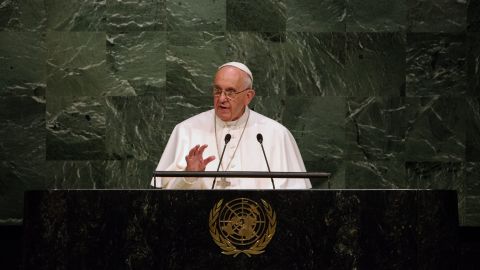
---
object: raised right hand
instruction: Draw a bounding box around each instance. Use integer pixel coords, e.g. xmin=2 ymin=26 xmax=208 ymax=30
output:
xmin=185 ymin=144 xmax=216 ymax=171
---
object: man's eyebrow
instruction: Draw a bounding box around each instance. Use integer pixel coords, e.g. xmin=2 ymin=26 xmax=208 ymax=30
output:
xmin=213 ymin=85 xmax=237 ymax=91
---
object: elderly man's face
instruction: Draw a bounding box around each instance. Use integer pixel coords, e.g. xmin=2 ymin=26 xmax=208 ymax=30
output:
xmin=213 ymin=67 xmax=255 ymax=122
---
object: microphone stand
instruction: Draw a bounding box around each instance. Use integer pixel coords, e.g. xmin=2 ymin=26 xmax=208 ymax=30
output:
xmin=152 ymin=171 xmax=157 ymax=189
xmin=257 ymin=133 xmax=275 ymax=189
xmin=211 ymin=134 xmax=231 ymax=189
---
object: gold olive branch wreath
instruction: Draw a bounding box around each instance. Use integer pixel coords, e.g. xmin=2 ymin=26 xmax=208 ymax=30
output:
xmin=209 ymin=199 xmax=277 ymax=257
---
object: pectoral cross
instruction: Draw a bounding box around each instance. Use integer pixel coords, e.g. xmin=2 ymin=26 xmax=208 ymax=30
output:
xmin=217 ymin=178 xmax=231 ymax=188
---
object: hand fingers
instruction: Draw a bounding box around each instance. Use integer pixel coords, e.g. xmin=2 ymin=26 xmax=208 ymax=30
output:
xmin=204 ymin=155 xmax=216 ymax=165
xmin=188 ymin=145 xmax=200 ymax=158
xmin=197 ymin=144 xmax=208 ymax=156
xmin=185 ymin=147 xmax=214 ymax=171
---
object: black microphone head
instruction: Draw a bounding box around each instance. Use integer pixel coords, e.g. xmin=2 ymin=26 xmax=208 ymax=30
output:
xmin=256 ymin=133 xmax=263 ymax=143
xmin=225 ymin=134 xmax=231 ymax=143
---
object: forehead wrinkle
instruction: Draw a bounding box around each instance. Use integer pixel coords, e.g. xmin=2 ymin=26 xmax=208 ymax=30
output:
xmin=214 ymin=67 xmax=245 ymax=89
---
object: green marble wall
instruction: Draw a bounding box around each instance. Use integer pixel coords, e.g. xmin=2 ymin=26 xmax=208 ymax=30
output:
xmin=0 ymin=0 xmax=479 ymax=225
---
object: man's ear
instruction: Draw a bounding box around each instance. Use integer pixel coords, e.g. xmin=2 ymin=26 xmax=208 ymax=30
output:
xmin=245 ymin=89 xmax=256 ymax=105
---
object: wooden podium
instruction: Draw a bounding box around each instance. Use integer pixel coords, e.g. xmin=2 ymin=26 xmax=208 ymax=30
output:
xmin=22 ymin=189 xmax=458 ymax=269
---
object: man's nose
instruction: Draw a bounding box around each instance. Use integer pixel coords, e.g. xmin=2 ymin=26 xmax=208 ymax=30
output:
xmin=218 ymin=91 xmax=228 ymax=102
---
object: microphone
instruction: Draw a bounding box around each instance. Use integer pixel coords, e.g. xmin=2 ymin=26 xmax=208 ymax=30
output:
xmin=211 ymin=134 xmax=232 ymax=189
xmin=256 ymin=133 xmax=275 ymax=189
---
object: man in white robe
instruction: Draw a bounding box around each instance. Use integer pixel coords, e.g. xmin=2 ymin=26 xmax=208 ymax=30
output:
xmin=152 ymin=62 xmax=311 ymax=189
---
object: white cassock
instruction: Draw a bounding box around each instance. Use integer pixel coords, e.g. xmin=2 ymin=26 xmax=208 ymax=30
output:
xmin=151 ymin=107 xmax=312 ymax=189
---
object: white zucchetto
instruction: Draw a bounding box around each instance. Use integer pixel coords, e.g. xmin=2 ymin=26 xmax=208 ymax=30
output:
xmin=218 ymin=62 xmax=253 ymax=83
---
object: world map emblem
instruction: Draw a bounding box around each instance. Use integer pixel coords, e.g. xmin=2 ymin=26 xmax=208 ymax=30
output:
xmin=209 ymin=198 xmax=277 ymax=257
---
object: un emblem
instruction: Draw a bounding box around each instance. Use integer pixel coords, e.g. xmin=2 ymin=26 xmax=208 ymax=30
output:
xmin=209 ymin=198 xmax=276 ymax=257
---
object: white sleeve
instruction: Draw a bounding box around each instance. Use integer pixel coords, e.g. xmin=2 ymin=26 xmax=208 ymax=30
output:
xmin=150 ymin=125 xmax=209 ymax=189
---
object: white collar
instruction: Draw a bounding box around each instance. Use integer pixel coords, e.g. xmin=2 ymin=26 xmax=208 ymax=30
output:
xmin=215 ymin=107 xmax=250 ymax=129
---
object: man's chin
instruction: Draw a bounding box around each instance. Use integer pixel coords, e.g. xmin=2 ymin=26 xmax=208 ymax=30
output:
xmin=215 ymin=109 xmax=231 ymax=121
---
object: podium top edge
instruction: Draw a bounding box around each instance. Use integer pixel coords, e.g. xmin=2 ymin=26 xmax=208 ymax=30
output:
xmin=152 ymin=171 xmax=331 ymax=178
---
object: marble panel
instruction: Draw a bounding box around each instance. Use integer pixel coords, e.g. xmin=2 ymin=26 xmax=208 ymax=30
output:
xmin=468 ymin=0 xmax=480 ymax=32
xmin=0 ymin=32 xmax=46 ymax=96
xmin=466 ymin=98 xmax=480 ymax=161
xmin=46 ymin=31 xmax=135 ymax=96
xmin=467 ymin=33 xmax=480 ymax=95
xmin=285 ymin=32 xmax=347 ymax=96
xmin=405 ymin=97 xmax=466 ymax=161
xmin=105 ymin=160 xmax=157 ymax=188
xmin=0 ymin=0 xmax=46 ymax=31
xmin=286 ymin=0 xmax=346 ymax=32
xmin=46 ymin=161 xmax=106 ymax=189
xmin=464 ymin=213 xmax=480 ymax=226
xmin=346 ymin=97 xmax=406 ymax=161
xmin=226 ymin=0 xmax=286 ymax=32
xmin=466 ymin=162 xmax=480 ymax=195
xmin=345 ymin=160 xmax=408 ymax=189
xmin=304 ymin=160 xmax=345 ymax=189
xmin=406 ymin=161 xmax=465 ymax=224
xmin=0 ymin=159 xmax=46 ymax=224
xmin=166 ymin=0 xmax=226 ymax=31
xmin=458 ymin=194 xmax=466 ymax=225
xmin=226 ymin=32 xmax=286 ymax=96
xmin=166 ymin=31 xmax=226 ymax=96
xmin=0 ymin=0 xmax=20 ymax=30
xmin=105 ymin=96 xmax=166 ymax=161
xmin=464 ymin=162 xmax=480 ymax=225
xmin=407 ymin=0 xmax=467 ymax=32
xmin=281 ymin=97 xmax=345 ymax=188
xmin=0 ymin=96 xmax=46 ymax=160
xmin=345 ymin=32 xmax=406 ymax=96
xmin=406 ymin=33 xmax=467 ymax=97
xmin=45 ymin=0 xmax=106 ymax=31
xmin=405 ymin=161 xmax=465 ymax=190
xmin=282 ymin=97 xmax=345 ymax=162
xmin=249 ymin=95 xmax=285 ymax=123
xmin=47 ymin=31 xmax=105 ymax=67
xmin=46 ymin=96 xmax=106 ymax=160
xmin=107 ymin=31 xmax=166 ymax=95
xmin=161 ymin=96 xmax=213 ymax=134
xmin=346 ymin=0 xmax=406 ymax=32
xmin=106 ymin=0 xmax=166 ymax=32
xmin=464 ymin=195 xmax=480 ymax=226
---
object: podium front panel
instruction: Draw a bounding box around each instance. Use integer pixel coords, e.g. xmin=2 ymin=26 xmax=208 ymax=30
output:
xmin=23 ymin=190 xmax=458 ymax=270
